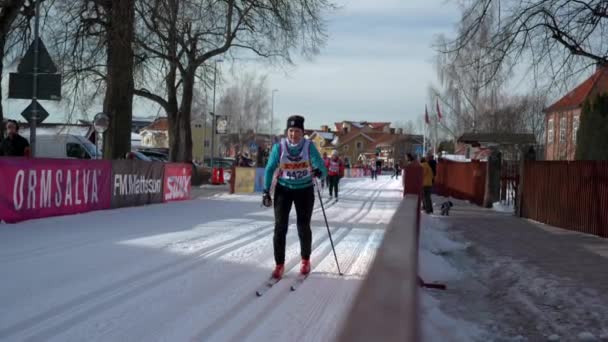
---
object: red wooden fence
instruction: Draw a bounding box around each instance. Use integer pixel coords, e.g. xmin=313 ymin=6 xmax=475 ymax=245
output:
xmin=521 ymin=161 xmax=608 ymax=238
xmin=434 ymin=159 xmax=487 ymax=206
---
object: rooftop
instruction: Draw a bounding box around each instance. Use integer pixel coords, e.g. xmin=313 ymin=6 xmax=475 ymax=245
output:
xmin=544 ymin=65 xmax=608 ymax=113
xmin=458 ymin=132 xmax=536 ymax=145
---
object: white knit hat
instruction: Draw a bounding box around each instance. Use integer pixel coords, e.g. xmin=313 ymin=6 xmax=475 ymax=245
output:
xmin=332 ymin=150 xmax=339 ymax=157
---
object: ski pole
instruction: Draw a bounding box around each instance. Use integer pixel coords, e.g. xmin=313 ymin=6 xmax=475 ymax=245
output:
xmin=314 ymin=177 xmax=343 ymax=276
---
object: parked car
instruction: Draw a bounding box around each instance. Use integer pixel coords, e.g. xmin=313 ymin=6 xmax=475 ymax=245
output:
xmin=126 ymin=151 xmax=153 ymax=162
xmin=137 ymin=150 xmax=169 ymax=162
xmin=203 ymin=158 xmax=235 ymax=169
xmin=27 ymin=134 xmax=100 ymax=159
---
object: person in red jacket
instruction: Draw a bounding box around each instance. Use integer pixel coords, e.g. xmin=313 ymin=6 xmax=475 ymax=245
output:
xmin=325 ymin=150 xmax=345 ymax=200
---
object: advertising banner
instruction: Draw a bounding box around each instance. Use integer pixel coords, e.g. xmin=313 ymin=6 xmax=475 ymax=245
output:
xmin=112 ymin=160 xmax=164 ymax=208
xmin=0 ymin=158 xmax=112 ymax=223
xmin=163 ymin=163 xmax=192 ymax=202
xmin=234 ymin=167 xmax=255 ymax=193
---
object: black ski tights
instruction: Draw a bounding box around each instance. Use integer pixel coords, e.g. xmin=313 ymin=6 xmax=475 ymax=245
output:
xmin=273 ymin=184 xmax=315 ymax=265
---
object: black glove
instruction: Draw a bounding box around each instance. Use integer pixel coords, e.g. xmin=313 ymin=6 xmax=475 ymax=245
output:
xmin=312 ymin=169 xmax=323 ymax=178
xmin=262 ymin=190 xmax=272 ymax=207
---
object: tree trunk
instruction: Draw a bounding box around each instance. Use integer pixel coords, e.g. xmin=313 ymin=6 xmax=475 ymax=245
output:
xmin=0 ymin=35 xmax=6 ymax=138
xmin=103 ymin=0 xmax=135 ymax=159
xmin=175 ymin=69 xmax=195 ymax=162
xmin=0 ymin=0 xmax=26 ymax=138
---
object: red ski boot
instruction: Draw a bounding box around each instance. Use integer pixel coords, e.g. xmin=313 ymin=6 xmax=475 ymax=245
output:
xmin=272 ymin=264 xmax=285 ymax=279
xmin=300 ymin=259 xmax=311 ymax=275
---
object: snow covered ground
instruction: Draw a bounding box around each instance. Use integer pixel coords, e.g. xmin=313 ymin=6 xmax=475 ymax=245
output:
xmin=419 ymin=199 xmax=608 ymax=342
xmin=2 ymin=176 xmax=448 ymax=342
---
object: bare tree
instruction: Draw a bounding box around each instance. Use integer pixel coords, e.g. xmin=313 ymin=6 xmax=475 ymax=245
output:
xmin=0 ymin=0 xmax=44 ymax=136
xmin=445 ymin=0 xmax=608 ymax=87
xmin=133 ymin=0 xmax=333 ymax=162
xmin=102 ymin=0 xmax=136 ymax=159
xmin=393 ymin=120 xmax=418 ymax=134
xmin=47 ymin=0 xmax=137 ymax=158
xmin=433 ymin=3 xmax=509 ymax=139
xmin=216 ymin=71 xmax=270 ymax=151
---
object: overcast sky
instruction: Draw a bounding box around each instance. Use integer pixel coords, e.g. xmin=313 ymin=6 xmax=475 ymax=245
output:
xmin=3 ymin=0 xmax=460 ymax=130
xmin=257 ymin=0 xmax=460 ymax=131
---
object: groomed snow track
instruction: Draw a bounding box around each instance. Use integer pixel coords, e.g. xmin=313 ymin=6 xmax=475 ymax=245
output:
xmin=0 ymin=176 xmax=403 ymax=342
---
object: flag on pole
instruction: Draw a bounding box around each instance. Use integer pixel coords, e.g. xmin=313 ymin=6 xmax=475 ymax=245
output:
xmin=436 ymin=98 xmax=442 ymax=122
xmin=425 ymin=105 xmax=430 ymax=125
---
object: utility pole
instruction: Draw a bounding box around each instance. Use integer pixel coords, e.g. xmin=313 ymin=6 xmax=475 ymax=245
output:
xmin=271 ymin=89 xmax=278 ymax=143
xmin=210 ymin=59 xmax=222 ymax=168
xmin=29 ymin=0 xmax=42 ymax=157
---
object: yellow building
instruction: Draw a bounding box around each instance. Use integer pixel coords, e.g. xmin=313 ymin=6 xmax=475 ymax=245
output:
xmin=140 ymin=117 xmax=213 ymax=162
xmin=309 ymin=129 xmax=336 ymax=156
xmin=335 ymin=132 xmax=375 ymax=166
xmin=191 ymin=118 xmax=213 ymax=162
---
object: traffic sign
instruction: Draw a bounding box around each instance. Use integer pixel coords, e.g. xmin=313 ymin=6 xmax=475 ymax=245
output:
xmin=20 ymin=100 xmax=49 ymax=124
xmin=8 ymin=73 xmax=62 ymax=100
xmin=17 ymin=38 xmax=58 ymax=74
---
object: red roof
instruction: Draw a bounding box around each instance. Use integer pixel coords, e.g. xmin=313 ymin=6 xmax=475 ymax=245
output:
xmin=143 ymin=117 xmax=168 ymax=131
xmin=334 ymin=121 xmax=391 ymax=133
xmin=369 ymin=122 xmax=391 ymax=130
xmin=545 ymin=66 xmax=608 ymax=113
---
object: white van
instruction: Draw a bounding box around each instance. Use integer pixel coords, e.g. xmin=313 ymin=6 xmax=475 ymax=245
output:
xmin=27 ymin=134 xmax=100 ymax=159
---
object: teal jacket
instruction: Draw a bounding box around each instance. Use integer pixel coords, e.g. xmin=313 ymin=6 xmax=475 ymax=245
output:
xmin=264 ymin=140 xmax=328 ymax=191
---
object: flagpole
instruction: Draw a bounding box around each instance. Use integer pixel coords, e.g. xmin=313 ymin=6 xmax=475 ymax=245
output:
xmin=434 ymin=114 xmax=438 ymax=156
xmin=423 ymin=123 xmax=426 ymax=156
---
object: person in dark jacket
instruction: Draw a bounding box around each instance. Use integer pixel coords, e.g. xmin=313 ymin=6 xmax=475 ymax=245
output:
xmin=0 ymin=120 xmax=29 ymax=157
xmin=427 ymin=153 xmax=437 ymax=183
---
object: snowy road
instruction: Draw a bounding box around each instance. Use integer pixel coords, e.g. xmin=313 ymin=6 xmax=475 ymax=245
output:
xmin=0 ymin=177 xmax=403 ymax=342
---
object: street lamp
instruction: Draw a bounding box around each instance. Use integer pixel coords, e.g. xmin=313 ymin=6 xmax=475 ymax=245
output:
xmin=271 ymin=89 xmax=278 ymax=143
xmin=211 ymin=59 xmax=222 ymax=169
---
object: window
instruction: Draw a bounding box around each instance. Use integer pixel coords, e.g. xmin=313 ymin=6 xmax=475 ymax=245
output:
xmin=559 ymin=116 xmax=567 ymax=144
xmin=572 ymin=115 xmax=580 ymax=143
xmin=356 ymin=141 xmax=363 ymax=150
xmin=344 ymin=145 xmax=349 ymax=152
xmin=66 ymin=143 xmax=90 ymax=159
xmin=547 ymin=118 xmax=554 ymax=144
xmin=204 ymin=139 xmax=210 ymax=148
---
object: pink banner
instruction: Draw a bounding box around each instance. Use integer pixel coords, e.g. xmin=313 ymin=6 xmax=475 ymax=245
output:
xmin=163 ymin=163 xmax=192 ymax=202
xmin=0 ymin=158 xmax=112 ymax=223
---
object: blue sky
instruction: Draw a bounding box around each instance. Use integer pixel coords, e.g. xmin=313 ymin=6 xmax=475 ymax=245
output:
xmin=259 ymin=0 xmax=460 ymax=131
xmin=3 ymin=0 xmax=460 ymax=131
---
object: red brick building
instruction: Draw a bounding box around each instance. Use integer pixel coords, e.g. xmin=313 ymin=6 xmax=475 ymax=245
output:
xmin=544 ymin=65 xmax=608 ymax=160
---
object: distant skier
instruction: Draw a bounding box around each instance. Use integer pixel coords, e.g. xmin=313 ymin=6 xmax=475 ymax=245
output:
xmin=325 ymin=150 xmax=345 ymax=200
xmin=391 ymin=162 xmax=401 ymax=180
xmin=262 ymin=115 xmax=328 ymax=280
xmin=321 ymin=152 xmax=329 ymax=190
xmin=370 ymin=159 xmax=378 ymax=180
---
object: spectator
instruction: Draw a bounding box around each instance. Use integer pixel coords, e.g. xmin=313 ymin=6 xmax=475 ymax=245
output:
xmin=420 ymin=157 xmax=434 ymax=214
xmin=0 ymin=120 xmax=30 ymax=157
xmin=427 ymin=153 xmax=437 ymax=183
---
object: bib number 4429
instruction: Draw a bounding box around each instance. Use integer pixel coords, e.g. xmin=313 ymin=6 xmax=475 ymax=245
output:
xmin=286 ymin=169 xmax=309 ymax=180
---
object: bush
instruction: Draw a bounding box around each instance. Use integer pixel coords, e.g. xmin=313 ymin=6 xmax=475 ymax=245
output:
xmin=576 ymin=94 xmax=608 ymax=160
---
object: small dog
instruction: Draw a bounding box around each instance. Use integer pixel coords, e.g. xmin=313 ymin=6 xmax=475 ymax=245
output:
xmin=440 ymin=201 xmax=453 ymax=216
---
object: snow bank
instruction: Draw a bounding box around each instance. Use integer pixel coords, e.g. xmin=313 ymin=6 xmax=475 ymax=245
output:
xmin=417 ymin=215 xmax=485 ymax=341
xmin=492 ymin=201 xmax=514 ymax=213
xmin=420 ymin=292 xmax=482 ymax=341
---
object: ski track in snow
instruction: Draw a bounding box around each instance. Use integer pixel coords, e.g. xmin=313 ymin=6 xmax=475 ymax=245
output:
xmin=0 ymin=176 xmax=406 ymax=342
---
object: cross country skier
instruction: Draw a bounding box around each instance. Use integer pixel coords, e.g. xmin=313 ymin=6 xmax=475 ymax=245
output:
xmin=321 ymin=152 xmax=329 ymax=190
xmin=326 ymin=150 xmax=345 ymax=201
xmin=262 ymin=115 xmax=328 ymax=280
